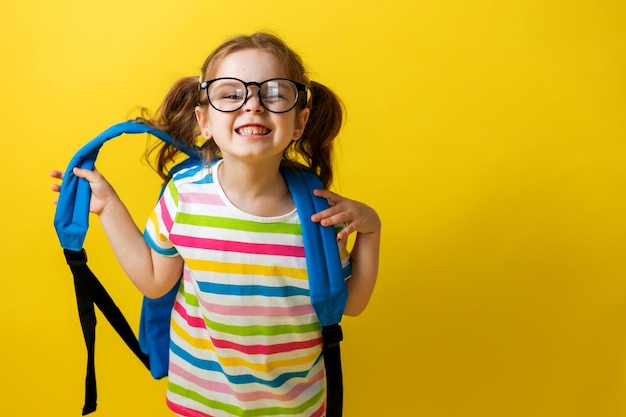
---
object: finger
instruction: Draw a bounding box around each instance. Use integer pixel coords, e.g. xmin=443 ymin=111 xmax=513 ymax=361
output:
xmin=50 ymin=170 xmax=64 ymax=179
xmin=336 ymin=225 xmax=353 ymax=241
xmin=73 ymin=167 xmax=98 ymax=181
xmin=310 ymin=204 xmax=342 ymax=223
xmin=50 ymin=184 xmax=61 ymax=192
xmin=319 ymin=212 xmax=352 ymax=228
xmin=311 ymin=203 xmax=353 ymax=226
xmin=313 ymin=189 xmax=341 ymax=204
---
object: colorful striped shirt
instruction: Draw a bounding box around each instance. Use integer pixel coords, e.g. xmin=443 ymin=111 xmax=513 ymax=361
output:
xmin=144 ymin=160 xmax=350 ymax=417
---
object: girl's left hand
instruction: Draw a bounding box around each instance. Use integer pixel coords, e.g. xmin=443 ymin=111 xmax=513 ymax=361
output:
xmin=310 ymin=189 xmax=381 ymax=241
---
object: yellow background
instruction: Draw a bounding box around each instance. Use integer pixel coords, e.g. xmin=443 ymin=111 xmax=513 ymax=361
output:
xmin=2 ymin=1 xmax=626 ymax=416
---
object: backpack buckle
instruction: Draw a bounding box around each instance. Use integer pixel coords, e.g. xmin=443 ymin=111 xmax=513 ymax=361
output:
xmin=64 ymin=248 xmax=88 ymax=265
xmin=322 ymin=324 xmax=343 ymax=348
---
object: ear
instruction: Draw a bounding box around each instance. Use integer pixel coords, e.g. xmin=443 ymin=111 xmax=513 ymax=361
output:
xmin=195 ymin=105 xmax=212 ymax=138
xmin=293 ymin=108 xmax=310 ymax=140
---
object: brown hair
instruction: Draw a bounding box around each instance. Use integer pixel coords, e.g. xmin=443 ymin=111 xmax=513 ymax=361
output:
xmin=140 ymin=32 xmax=344 ymax=188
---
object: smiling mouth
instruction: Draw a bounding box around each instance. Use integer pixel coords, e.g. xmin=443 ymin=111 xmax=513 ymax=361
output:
xmin=236 ymin=126 xmax=271 ymax=136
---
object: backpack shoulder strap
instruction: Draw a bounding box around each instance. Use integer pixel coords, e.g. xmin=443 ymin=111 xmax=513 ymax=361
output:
xmin=54 ymin=120 xmax=201 ymax=252
xmin=280 ymin=166 xmax=348 ymax=417
xmin=280 ymin=166 xmax=348 ymax=327
xmin=54 ymin=121 xmax=201 ymax=415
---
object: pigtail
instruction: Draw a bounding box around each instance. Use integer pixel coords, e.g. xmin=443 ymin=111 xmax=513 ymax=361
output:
xmin=291 ymin=81 xmax=344 ymax=189
xmin=139 ymin=76 xmax=213 ymax=183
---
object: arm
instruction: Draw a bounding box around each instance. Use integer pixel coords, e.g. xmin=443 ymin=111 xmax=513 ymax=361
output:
xmin=310 ymin=189 xmax=381 ymax=316
xmin=51 ymin=168 xmax=183 ymax=298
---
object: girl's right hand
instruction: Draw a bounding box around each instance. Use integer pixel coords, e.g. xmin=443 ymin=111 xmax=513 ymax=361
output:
xmin=50 ymin=168 xmax=119 ymax=215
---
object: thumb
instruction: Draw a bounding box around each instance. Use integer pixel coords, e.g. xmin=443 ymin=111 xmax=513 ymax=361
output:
xmin=73 ymin=167 xmax=97 ymax=181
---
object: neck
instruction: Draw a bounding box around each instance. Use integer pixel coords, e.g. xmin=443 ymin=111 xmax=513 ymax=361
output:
xmin=219 ymin=158 xmax=281 ymax=194
xmin=217 ymin=157 xmax=294 ymax=216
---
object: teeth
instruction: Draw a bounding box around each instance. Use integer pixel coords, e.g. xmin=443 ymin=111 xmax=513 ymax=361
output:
xmin=237 ymin=126 xmax=270 ymax=135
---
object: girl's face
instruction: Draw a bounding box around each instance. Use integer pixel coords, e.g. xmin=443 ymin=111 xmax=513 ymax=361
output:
xmin=196 ymin=48 xmax=309 ymax=166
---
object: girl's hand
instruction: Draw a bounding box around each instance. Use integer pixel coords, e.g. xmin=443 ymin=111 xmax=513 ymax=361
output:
xmin=312 ymin=189 xmax=381 ymax=316
xmin=310 ymin=189 xmax=381 ymax=241
xmin=50 ymin=168 xmax=183 ymax=299
xmin=50 ymin=168 xmax=119 ymax=215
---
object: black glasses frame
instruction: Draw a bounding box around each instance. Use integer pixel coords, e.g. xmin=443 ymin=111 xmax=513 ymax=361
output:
xmin=199 ymin=77 xmax=308 ymax=114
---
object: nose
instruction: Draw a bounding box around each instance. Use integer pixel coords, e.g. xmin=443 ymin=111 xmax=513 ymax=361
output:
xmin=242 ymin=87 xmax=264 ymax=113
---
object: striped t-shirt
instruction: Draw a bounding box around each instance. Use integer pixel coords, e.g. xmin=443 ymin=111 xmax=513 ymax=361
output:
xmin=144 ymin=160 xmax=350 ymax=417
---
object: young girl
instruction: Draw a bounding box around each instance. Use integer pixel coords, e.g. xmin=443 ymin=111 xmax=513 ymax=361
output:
xmin=51 ymin=32 xmax=380 ymax=417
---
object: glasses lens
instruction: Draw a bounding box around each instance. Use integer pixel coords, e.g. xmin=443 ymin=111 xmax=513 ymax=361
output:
xmin=206 ymin=78 xmax=301 ymax=113
xmin=260 ymin=80 xmax=299 ymax=113
xmin=207 ymin=79 xmax=246 ymax=112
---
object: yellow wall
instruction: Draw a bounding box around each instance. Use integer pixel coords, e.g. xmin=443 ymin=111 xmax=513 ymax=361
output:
xmin=2 ymin=1 xmax=626 ymax=416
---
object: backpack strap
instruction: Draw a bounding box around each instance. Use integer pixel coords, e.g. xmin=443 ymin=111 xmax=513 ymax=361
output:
xmin=280 ymin=167 xmax=348 ymax=327
xmin=54 ymin=121 xmax=201 ymax=252
xmin=54 ymin=121 xmax=202 ymax=415
xmin=64 ymin=248 xmax=151 ymax=415
xmin=281 ymin=167 xmax=349 ymax=416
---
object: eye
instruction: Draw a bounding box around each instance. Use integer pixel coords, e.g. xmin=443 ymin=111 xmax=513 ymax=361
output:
xmin=263 ymin=87 xmax=285 ymax=102
xmin=210 ymin=81 xmax=246 ymax=102
xmin=221 ymin=89 xmax=245 ymax=101
xmin=262 ymin=81 xmax=294 ymax=103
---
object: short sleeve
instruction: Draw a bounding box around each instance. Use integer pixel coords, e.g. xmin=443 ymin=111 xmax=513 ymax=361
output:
xmin=144 ymin=180 xmax=179 ymax=257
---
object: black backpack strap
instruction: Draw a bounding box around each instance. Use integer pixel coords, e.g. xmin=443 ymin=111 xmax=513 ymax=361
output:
xmin=64 ymin=249 xmax=150 ymax=415
xmin=322 ymin=324 xmax=344 ymax=417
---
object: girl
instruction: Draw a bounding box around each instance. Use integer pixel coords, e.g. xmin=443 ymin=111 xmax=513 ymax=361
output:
xmin=51 ymin=32 xmax=380 ymax=417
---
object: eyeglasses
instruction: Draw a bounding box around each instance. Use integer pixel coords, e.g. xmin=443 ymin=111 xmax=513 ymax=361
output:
xmin=199 ymin=77 xmax=307 ymax=113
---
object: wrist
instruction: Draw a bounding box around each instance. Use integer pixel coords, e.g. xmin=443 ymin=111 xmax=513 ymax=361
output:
xmin=98 ymin=194 xmax=123 ymax=218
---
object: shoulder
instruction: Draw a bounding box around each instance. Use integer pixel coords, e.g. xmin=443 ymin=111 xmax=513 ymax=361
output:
xmin=280 ymin=163 xmax=322 ymax=188
xmin=169 ymin=159 xmax=215 ymax=188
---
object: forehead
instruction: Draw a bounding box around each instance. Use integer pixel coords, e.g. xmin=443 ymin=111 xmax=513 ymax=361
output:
xmin=213 ymin=48 xmax=286 ymax=81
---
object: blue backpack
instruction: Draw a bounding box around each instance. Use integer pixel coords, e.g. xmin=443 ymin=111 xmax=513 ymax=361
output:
xmin=53 ymin=120 xmax=348 ymax=416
